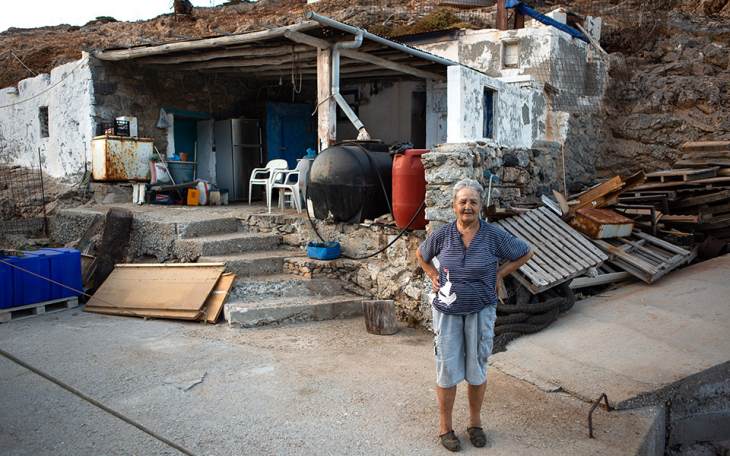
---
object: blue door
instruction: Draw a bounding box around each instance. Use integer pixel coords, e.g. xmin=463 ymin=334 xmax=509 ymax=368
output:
xmin=266 ymin=102 xmax=316 ymax=169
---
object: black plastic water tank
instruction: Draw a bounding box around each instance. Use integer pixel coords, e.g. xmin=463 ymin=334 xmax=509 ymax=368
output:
xmin=307 ymin=141 xmax=392 ymax=224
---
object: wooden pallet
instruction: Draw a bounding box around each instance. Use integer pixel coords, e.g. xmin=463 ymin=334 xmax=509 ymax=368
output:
xmin=496 ymin=207 xmax=608 ymax=294
xmin=592 ymin=231 xmax=696 ymax=284
xmin=0 ymin=297 xmax=79 ymax=323
xmin=645 ymin=167 xmax=718 ymax=183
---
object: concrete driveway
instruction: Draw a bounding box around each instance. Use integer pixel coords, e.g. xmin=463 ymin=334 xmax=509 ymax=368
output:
xmin=0 ymin=310 xmax=654 ymax=455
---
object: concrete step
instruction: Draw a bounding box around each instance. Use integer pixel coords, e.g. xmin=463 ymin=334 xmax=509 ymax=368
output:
xmin=176 ymin=217 xmax=242 ymax=239
xmin=199 ymin=250 xmax=304 ymax=277
xmin=229 ymin=274 xmax=348 ymax=301
xmin=224 ymin=294 xmax=363 ymax=328
xmin=174 ymin=232 xmax=282 ymax=260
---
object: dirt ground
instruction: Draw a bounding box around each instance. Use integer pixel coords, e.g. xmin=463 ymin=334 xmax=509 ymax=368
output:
xmin=0 ymin=310 xmax=656 ymax=455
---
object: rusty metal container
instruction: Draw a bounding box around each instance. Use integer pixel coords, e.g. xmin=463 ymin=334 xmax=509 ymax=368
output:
xmin=91 ymin=135 xmax=154 ymax=182
xmin=570 ymin=208 xmax=634 ymax=239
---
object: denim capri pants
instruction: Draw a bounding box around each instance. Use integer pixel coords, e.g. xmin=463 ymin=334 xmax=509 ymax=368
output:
xmin=432 ymin=305 xmax=497 ymax=388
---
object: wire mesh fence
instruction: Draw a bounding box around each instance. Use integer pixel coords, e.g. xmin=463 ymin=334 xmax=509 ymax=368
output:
xmin=0 ymin=159 xmax=48 ymax=238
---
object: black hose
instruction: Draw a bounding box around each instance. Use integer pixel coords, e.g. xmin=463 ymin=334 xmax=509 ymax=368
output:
xmin=497 ymin=297 xmax=564 ymax=315
xmin=495 ymin=312 xmax=530 ymax=325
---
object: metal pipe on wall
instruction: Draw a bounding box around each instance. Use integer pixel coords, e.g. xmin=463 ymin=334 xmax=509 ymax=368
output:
xmin=331 ymin=32 xmax=371 ymax=140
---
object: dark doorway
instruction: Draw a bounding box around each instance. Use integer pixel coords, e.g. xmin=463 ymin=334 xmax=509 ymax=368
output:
xmin=411 ymin=91 xmax=427 ymax=149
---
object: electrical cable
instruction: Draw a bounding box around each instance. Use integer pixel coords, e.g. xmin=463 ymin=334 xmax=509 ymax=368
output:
xmin=0 ymin=57 xmax=89 ymax=109
xmin=0 ymin=347 xmax=197 ymax=456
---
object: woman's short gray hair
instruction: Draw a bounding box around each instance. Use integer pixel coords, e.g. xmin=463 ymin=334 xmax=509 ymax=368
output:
xmin=452 ymin=178 xmax=484 ymax=202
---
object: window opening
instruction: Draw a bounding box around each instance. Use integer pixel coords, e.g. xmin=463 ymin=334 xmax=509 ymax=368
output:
xmin=502 ymin=41 xmax=520 ymax=69
xmin=39 ymin=106 xmax=49 ymax=138
xmin=483 ymin=88 xmax=494 ymax=139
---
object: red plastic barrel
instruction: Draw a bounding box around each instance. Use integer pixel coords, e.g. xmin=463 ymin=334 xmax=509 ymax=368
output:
xmin=392 ymin=149 xmax=428 ymax=230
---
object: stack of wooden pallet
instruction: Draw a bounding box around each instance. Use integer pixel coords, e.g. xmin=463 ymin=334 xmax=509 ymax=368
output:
xmin=617 ymin=141 xmax=730 ymax=242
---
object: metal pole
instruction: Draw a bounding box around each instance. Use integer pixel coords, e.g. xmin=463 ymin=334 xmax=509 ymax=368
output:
xmin=37 ymin=147 xmax=48 ymax=237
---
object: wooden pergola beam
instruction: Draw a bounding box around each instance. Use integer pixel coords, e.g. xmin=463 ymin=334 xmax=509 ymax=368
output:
xmin=94 ymin=21 xmax=319 ymax=61
xmin=136 ymin=44 xmax=312 ymax=65
xmin=172 ymin=51 xmax=318 ymax=70
xmin=284 ymin=31 xmax=445 ymax=81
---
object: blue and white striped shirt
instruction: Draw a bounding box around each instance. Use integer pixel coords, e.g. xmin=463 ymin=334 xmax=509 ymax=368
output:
xmin=419 ymin=219 xmax=530 ymax=315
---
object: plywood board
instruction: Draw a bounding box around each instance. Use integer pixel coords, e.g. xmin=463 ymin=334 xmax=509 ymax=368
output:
xmin=84 ymin=306 xmax=202 ymax=320
xmin=86 ymin=264 xmax=226 ymax=311
xmin=203 ymin=273 xmax=236 ymax=324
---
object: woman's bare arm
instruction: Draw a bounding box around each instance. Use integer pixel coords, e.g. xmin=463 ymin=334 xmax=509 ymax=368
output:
xmin=416 ymin=249 xmax=440 ymax=292
xmin=497 ymin=250 xmax=534 ymax=281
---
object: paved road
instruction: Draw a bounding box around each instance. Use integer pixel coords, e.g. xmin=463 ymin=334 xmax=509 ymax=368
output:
xmin=0 ymin=310 xmax=654 ymax=455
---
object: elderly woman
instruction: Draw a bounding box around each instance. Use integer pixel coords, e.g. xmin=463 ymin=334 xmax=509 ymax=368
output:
xmin=416 ymin=178 xmax=533 ymax=452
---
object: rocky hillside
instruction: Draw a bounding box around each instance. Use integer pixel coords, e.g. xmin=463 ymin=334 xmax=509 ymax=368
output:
xmin=1 ymin=0 xmax=728 ymax=178
xmin=598 ymin=5 xmax=730 ymax=176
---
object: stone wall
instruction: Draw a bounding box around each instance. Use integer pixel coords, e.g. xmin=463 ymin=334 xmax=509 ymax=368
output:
xmin=239 ymin=212 xmax=431 ymax=325
xmin=0 ymin=55 xmax=95 ymax=179
xmin=422 ymin=141 xmax=562 ymax=230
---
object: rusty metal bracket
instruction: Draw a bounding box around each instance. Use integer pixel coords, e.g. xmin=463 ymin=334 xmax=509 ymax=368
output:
xmin=588 ymin=393 xmax=613 ymax=439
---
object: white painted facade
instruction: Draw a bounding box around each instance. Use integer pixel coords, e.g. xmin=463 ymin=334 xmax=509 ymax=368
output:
xmin=446 ymin=65 xmax=541 ymax=148
xmin=0 ymin=54 xmax=95 ymax=178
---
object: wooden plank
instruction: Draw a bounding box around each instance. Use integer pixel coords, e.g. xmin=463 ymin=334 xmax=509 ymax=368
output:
xmin=594 ymin=240 xmax=659 ymax=278
xmin=534 ymin=208 xmax=608 ymax=262
xmin=137 ymin=44 xmax=313 ymax=64
xmin=631 ymin=231 xmax=692 ymax=256
xmin=95 ymin=21 xmax=319 ymax=61
xmin=499 ymin=218 xmax=568 ymax=281
xmin=516 ymin=212 xmax=591 ymax=270
xmin=316 ymin=47 xmax=336 ymax=150
xmin=569 ymin=271 xmax=632 ymax=289
xmin=633 ymin=176 xmax=730 ymax=191
xmin=673 ymin=190 xmax=730 ymax=208
xmin=521 ymin=209 xmax=600 ymax=262
xmin=570 ymin=176 xmax=623 ymax=213
xmin=680 ymin=141 xmax=730 ymax=152
xmin=86 ymin=264 xmax=225 ymax=311
xmin=675 ymin=159 xmax=730 ymax=168
xmin=645 ymin=167 xmax=718 ymax=183
xmin=699 ymin=201 xmax=730 ymax=220
xmin=203 ymin=273 xmax=236 ymax=324
xmin=285 ymin=30 xmax=445 ymax=81
xmin=84 ymin=306 xmax=202 ymax=320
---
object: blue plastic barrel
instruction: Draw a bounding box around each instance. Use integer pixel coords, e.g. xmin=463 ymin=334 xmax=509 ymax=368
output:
xmin=5 ymin=253 xmax=51 ymax=306
xmin=0 ymin=256 xmax=13 ymax=309
xmin=35 ymin=249 xmax=68 ymax=299
xmin=43 ymin=248 xmax=82 ymax=298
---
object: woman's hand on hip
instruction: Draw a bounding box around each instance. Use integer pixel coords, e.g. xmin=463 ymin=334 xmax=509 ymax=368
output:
xmin=429 ymin=273 xmax=440 ymax=292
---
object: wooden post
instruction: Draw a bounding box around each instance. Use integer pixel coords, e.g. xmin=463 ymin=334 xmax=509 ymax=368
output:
xmin=496 ymin=0 xmax=509 ymax=31
xmin=362 ymin=300 xmax=400 ymax=335
xmin=514 ymin=12 xmax=525 ymax=29
xmin=316 ymin=47 xmax=336 ymax=151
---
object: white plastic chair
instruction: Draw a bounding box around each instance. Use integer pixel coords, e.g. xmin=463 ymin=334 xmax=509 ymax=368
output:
xmin=248 ymin=159 xmax=289 ymax=206
xmin=270 ymin=170 xmax=301 ymax=213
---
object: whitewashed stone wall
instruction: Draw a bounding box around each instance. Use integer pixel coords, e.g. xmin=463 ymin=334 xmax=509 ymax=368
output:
xmin=446 ymin=65 xmax=545 ymax=148
xmin=0 ymin=55 xmax=95 ymax=179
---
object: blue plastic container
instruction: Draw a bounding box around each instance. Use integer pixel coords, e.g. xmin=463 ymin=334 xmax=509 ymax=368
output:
xmin=35 ymin=249 xmax=69 ymax=299
xmin=0 ymin=257 xmax=13 ymax=309
xmin=42 ymin=248 xmax=82 ymax=298
xmin=5 ymin=253 xmax=51 ymax=306
xmin=306 ymin=241 xmax=341 ymax=260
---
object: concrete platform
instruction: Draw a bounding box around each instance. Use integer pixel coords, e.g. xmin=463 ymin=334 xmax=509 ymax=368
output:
xmin=0 ymin=310 xmax=658 ymax=456
xmin=491 ymin=254 xmax=730 ymax=409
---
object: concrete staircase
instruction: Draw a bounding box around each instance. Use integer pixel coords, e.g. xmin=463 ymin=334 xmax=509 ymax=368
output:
xmin=175 ymin=217 xmax=363 ymax=327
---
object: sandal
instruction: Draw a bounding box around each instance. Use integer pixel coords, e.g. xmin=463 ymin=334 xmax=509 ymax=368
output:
xmin=439 ymin=430 xmax=461 ymax=452
xmin=467 ymin=427 xmax=487 ymax=448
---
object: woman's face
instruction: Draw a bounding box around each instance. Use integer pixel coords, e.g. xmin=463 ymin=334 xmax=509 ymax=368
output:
xmin=453 ymin=187 xmax=481 ymax=225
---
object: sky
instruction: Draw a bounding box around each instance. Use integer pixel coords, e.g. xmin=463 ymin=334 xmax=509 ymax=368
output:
xmin=1 ymin=0 xmax=231 ymax=33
